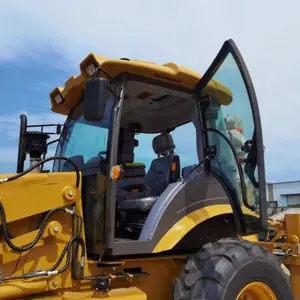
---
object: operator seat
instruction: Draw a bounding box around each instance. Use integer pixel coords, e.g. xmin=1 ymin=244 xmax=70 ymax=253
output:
xmin=117 ymin=133 xmax=181 ymax=239
xmin=146 ymin=133 xmax=180 ymax=195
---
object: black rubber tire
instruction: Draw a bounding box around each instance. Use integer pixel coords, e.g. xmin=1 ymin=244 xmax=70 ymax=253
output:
xmin=173 ymin=238 xmax=293 ymax=300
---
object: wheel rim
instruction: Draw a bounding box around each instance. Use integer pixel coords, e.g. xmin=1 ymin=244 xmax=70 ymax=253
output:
xmin=237 ymin=282 xmax=277 ymax=300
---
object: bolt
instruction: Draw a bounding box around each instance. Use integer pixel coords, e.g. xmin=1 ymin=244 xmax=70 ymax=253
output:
xmin=52 ymin=280 xmax=58 ymax=287
xmin=54 ymin=226 xmax=59 ymax=233
xmin=68 ymin=190 xmax=73 ymax=197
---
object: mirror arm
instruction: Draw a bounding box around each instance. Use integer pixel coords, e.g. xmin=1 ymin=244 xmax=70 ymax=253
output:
xmin=93 ymin=67 xmax=120 ymax=100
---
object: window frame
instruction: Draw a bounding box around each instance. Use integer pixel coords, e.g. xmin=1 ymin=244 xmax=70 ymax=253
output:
xmin=193 ymin=39 xmax=267 ymax=235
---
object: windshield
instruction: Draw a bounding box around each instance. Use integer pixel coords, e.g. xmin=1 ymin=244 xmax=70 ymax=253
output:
xmin=53 ymin=97 xmax=115 ymax=172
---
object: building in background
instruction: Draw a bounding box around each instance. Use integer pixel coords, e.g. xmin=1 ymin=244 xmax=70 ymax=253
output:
xmin=267 ymin=180 xmax=300 ymax=217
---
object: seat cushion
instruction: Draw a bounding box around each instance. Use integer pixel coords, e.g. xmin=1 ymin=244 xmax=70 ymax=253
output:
xmin=116 ymin=178 xmax=153 ymax=203
xmin=118 ymin=196 xmax=157 ymax=212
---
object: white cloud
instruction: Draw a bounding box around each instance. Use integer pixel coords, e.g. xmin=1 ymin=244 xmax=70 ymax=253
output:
xmin=0 ymin=0 xmax=299 ymax=181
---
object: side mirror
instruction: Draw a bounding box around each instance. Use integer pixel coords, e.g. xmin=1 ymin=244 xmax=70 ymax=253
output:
xmin=84 ymin=77 xmax=109 ymax=122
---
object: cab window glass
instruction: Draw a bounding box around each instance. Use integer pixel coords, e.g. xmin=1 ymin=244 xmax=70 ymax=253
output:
xmin=134 ymin=122 xmax=198 ymax=173
xmin=206 ymin=53 xmax=258 ymax=210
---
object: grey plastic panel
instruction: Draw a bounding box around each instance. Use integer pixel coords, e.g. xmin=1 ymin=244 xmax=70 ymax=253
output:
xmin=140 ymin=166 xmax=230 ymax=245
xmin=139 ymin=181 xmax=185 ymax=240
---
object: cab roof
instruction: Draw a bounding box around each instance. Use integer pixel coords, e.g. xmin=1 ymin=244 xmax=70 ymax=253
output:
xmin=49 ymin=54 xmax=233 ymax=116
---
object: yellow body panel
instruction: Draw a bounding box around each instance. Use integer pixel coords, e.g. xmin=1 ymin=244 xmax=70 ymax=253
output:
xmin=153 ymin=204 xmax=234 ymax=253
xmin=0 ymin=172 xmax=81 ymax=298
xmin=0 ymin=172 xmax=185 ymax=300
xmin=257 ymin=213 xmax=300 ymax=299
xmin=50 ymin=54 xmax=233 ymax=116
xmin=241 ymin=233 xmax=259 ymax=242
xmin=0 ymin=172 xmax=78 ymax=223
xmin=26 ymin=287 xmax=147 ymax=300
xmin=1 ymin=255 xmax=184 ymax=299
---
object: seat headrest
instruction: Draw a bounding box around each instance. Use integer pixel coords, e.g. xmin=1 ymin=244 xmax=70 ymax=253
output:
xmin=152 ymin=133 xmax=175 ymax=155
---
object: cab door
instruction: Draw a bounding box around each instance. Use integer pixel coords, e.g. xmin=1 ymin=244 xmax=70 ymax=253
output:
xmin=194 ymin=39 xmax=267 ymax=235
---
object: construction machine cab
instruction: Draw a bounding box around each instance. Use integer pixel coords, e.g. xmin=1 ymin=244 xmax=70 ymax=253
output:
xmin=15 ymin=40 xmax=266 ymax=258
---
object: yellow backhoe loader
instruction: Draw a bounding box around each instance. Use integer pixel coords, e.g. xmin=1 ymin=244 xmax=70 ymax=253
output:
xmin=0 ymin=39 xmax=297 ymax=299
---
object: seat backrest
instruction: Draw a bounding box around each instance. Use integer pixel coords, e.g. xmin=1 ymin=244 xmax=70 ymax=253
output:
xmin=145 ymin=133 xmax=180 ymax=195
xmin=146 ymin=155 xmax=180 ymax=195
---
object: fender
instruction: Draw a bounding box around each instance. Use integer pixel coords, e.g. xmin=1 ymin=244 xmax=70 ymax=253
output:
xmin=153 ymin=205 xmax=257 ymax=253
xmin=138 ymin=167 xmax=258 ymax=255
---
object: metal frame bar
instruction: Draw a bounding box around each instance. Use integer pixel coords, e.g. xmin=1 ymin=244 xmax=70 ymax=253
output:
xmin=105 ymin=76 xmax=126 ymax=249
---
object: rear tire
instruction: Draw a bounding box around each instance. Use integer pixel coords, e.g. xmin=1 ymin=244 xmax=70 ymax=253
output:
xmin=173 ymin=238 xmax=293 ymax=300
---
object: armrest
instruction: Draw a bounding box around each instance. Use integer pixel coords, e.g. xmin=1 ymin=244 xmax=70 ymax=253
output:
xmin=118 ymin=197 xmax=157 ymax=212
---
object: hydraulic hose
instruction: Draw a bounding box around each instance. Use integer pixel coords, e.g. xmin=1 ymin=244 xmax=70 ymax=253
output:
xmin=0 ymin=156 xmax=80 ymax=241
xmin=49 ymin=236 xmax=85 ymax=275
xmin=49 ymin=226 xmax=84 ymax=273
xmin=0 ymin=156 xmax=80 ymax=189
xmin=0 ymin=206 xmax=73 ymax=252
xmin=0 ymin=156 xmax=86 ymax=281
xmin=0 ymin=236 xmax=85 ymax=282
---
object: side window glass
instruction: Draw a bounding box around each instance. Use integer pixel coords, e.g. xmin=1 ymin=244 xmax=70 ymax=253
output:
xmin=134 ymin=122 xmax=198 ymax=176
xmin=134 ymin=133 xmax=157 ymax=172
xmin=170 ymin=122 xmax=198 ymax=170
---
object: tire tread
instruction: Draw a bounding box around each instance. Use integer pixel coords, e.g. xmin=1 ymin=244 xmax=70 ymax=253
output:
xmin=173 ymin=237 xmax=291 ymax=300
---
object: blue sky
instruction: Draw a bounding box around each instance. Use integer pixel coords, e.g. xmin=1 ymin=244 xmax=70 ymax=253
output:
xmin=1 ymin=1 xmax=300 ymax=182
xmin=0 ymin=52 xmax=68 ymax=172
